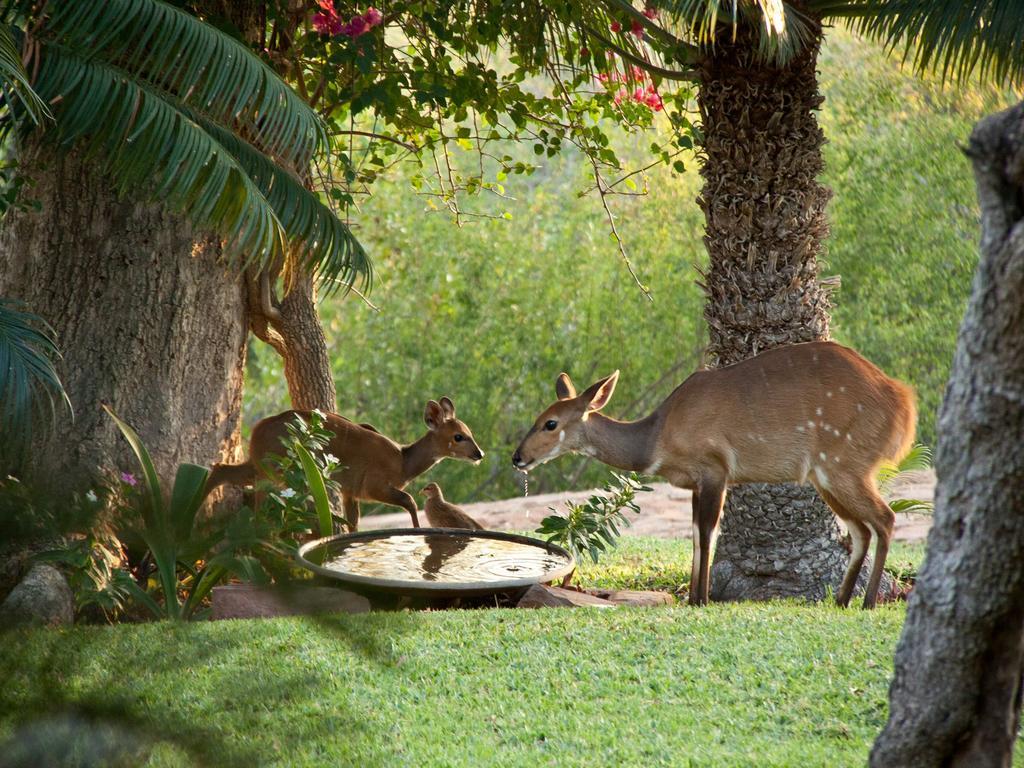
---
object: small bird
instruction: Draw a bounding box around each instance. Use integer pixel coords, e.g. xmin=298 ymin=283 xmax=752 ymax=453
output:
xmin=421 ymin=483 xmax=485 ymax=530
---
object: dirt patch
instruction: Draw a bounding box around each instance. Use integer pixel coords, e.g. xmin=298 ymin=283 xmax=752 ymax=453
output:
xmin=363 ymin=470 xmax=936 ymax=543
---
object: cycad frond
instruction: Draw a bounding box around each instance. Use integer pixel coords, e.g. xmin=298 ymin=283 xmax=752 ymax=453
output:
xmin=0 ymin=300 xmax=72 ymax=468
xmin=198 ymin=117 xmax=371 ymax=291
xmin=0 ymin=24 xmax=48 ymax=123
xmin=813 ymin=0 xmax=1024 ymax=86
xmin=656 ymin=0 xmax=818 ymax=65
xmin=30 ymin=43 xmax=284 ymax=264
xmin=877 ymin=443 xmax=933 ymax=489
xmin=4 ymin=0 xmax=324 ymax=165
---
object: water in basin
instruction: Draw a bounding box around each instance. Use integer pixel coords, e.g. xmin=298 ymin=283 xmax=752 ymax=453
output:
xmin=317 ymin=533 xmax=571 ymax=585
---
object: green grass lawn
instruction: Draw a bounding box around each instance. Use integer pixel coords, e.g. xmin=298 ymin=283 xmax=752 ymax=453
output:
xmin=3 ymin=537 xmax=977 ymax=768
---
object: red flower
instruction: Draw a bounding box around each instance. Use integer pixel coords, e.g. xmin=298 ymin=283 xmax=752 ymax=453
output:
xmin=643 ymin=4 xmax=658 ymax=19
xmin=630 ymin=20 xmax=644 ymax=39
xmin=610 ymin=20 xmax=622 ymax=33
xmin=579 ymin=46 xmax=589 ymax=58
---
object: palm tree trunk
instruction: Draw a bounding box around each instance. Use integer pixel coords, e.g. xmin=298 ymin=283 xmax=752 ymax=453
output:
xmin=696 ymin=26 xmax=890 ymax=602
xmin=871 ymin=100 xmax=1024 ymax=768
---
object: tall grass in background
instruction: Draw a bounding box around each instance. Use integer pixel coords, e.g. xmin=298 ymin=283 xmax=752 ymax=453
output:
xmin=245 ymin=29 xmax=1015 ymax=507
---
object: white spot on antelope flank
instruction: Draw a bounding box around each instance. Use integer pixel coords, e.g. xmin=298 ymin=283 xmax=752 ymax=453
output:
xmin=846 ymin=433 xmax=853 ymax=441
xmin=839 ymin=386 xmax=846 ymax=393
xmin=813 ymin=353 xmax=819 ymax=362
xmin=807 ymin=420 xmax=816 ymax=429
xmin=857 ymin=403 xmax=864 ymax=412
xmin=816 ymin=407 xmax=823 ymax=416
xmin=725 ymin=448 xmax=738 ymax=475
xmin=814 ymin=466 xmax=831 ymax=490
xmin=796 ymin=425 xmax=805 ymax=433
xmin=826 ymin=391 xmax=833 ymax=398
xmin=834 ymin=456 xmax=841 ymax=463
xmin=819 ymin=452 xmax=827 ymax=461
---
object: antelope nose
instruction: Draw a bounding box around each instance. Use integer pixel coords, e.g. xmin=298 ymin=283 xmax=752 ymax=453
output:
xmin=512 ymin=450 xmax=522 ymax=467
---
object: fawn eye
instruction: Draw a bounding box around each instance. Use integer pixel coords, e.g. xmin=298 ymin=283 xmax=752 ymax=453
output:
xmin=544 ymin=420 xmax=558 ymax=431
xmin=453 ymin=434 xmax=464 ymax=442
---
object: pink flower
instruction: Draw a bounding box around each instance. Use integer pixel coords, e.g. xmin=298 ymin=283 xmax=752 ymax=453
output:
xmin=610 ymin=20 xmax=622 ymax=33
xmin=630 ymin=20 xmax=645 ymax=39
xmin=363 ymin=7 xmax=383 ymax=26
xmin=643 ymin=4 xmax=658 ymax=20
xmin=318 ymin=0 xmax=337 ymax=12
xmin=597 ymin=72 xmax=610 ymax=83
xmin=630 ymin=65 xmax=645 ymax=80
xmin=121 ymin=471 xmax=137 ymax=487
xmin=632 ymin=86 xmax=645 ymax=102
xmin=312 ymin=11 xmax=341 ymax=35
xmin=613 ymin=88 xmax=626 ymax=106
xmin=346 ymin=15 xmax=368 ymax=36
xmin=644 ymin=89 xmax=664 ymax=111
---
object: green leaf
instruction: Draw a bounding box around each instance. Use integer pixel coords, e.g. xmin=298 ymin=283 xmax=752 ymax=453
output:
xmin=294 ymin=442 xmax=334 ymax=538
xmin=168 ymin=463 xmax=210 ymax=544
xmin=0 ymin=300 xmax=71 ymax=468
xmin=0 ymin=24 xmax=50 ymax=123
xmin=30 ymin=43 xmax=283 ymax=267
xmin=103 ymin=404 xmax=164 ymax=524
xmin=7 ymin=0 xmax=326 ymax=165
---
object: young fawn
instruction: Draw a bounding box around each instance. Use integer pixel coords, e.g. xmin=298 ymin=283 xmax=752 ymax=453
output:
xmin=511 ymin=341 xmax=915 ymax=609
xmin=205 ymin=397 xmax=484 ymax=530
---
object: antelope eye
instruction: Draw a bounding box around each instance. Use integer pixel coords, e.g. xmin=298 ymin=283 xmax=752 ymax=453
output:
xmin=454 ymin=434 xmax=464 ymax=442
xmin=544 ymin=420 xmax=558 ymax=431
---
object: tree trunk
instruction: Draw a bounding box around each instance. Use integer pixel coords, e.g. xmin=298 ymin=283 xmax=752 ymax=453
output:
xmin=695 ymin=26 xmax=890 ymax=602
xmin=871 ymin=102 xmax=1024 ymax=768
xmin=248 ymin=270 xmax=337 ymax=413
xmin=0 ymin=146 xmax=248 ymax=496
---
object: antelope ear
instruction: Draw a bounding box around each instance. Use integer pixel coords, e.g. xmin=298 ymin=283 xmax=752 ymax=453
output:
xmin=580 ymin=370 xmax=619 ymax=413
xmin=424 ymin=400 xmax=444 ymax=430
xmin=439 ymin=396 xmax=455 ymax=419
xmin=555 ymin=373 xmax=576 ymax=400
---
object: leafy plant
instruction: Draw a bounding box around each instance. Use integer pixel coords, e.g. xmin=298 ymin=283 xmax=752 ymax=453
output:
xmin=0 ymin=0 xmax=369 ymax=289
xmin=258 ymin=410 xmax=342 ymax=539
xmin=104 ymin=405 xmax=277 ymax=620
xmin=878 ymin=443 xmax=934 ymax=515
xmin=536 ymin=472 xmax=652 ymax=566
xmin=0 ymin=299 xmax=72 ymax=470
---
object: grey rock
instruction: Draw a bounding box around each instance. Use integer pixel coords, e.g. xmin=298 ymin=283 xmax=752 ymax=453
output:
xmin=0 ymin=564 xmax=74 ymax=628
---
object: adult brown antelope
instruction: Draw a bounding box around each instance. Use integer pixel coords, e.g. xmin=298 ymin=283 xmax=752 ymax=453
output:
xmin=511 ymin=341 xmax=915 ymax=609
xmin=205 ymin=397 xmax=484 ymax=530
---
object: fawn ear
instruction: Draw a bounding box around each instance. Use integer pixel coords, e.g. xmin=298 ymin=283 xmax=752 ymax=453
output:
xmin=580 ymin=371 xmax=619 ymax=413
xmin=555 ymin=373 xmax=576 ymax=400
xmin=439 ymin=397 xmax=455 ymax=420
xmin=424 ymin=400 xmax=444 ymax=430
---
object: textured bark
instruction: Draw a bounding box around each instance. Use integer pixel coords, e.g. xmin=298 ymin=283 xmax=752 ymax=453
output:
xmin=871 ymin=102 xmax=1024 ymax=768
xmin=248 ymin=270 xmax=337 ymax=412
xmin=696 ymin=26 xmax=889 ymax=602
xmin=0 ymin=147 xmax=248 ymax=495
